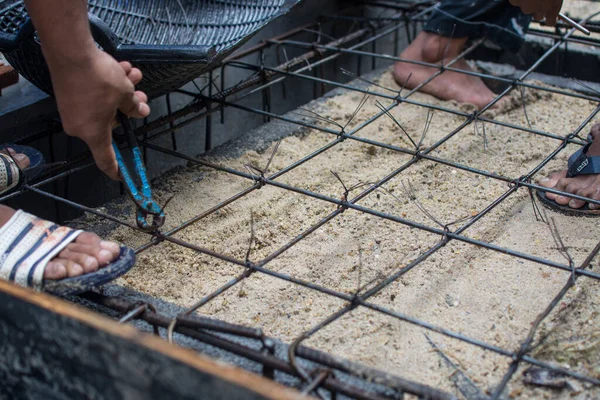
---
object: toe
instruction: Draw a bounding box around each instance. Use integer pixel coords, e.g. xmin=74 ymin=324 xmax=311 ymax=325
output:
xmin=568 ymin=198 xmax=586 ymax=209
xmin=58 ymin=248 xmax=99 ymax=273
xmin=43 ymin=262 xmax=67 ymax=280
xmin=538 ymin=170 xmax=565 ymax=188
xmin=65 ymin=242 xmax=114 ymax=266
xmin=555 ymin=195 xmax=571 ymax=206
xmin=54 ymin=259 xmax=84 ymax=278
xmin=555 ymin=184 xmax=579 ymax=206
xmin=571 ymin=186 xmax=596 ymax=209
xmin=539 ymin=170 xmax=566 ymax=200
xmin=100 ymin=240 xmax=120 ymax=259
xmin=553 ymin=179 xmax=587 ymax=205
xmin=74 ymin=231 xmax=102 ymax=246
xmin=12 ymin=153 xmax=30 ymax=169
xmin=1 ymin=150 xmax=30 ymax=170
xmin=589 ymin=188 xmax=600 ymax=210
xmin=40 ymin=231 xmax=121 ymax=280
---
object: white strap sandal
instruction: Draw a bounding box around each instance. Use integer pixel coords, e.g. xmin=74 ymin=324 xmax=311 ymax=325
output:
xmin=0 ymin=151 xmax=23 ymax=195
xmin=0 ymin=210 xmax=135 ymax=295
xmin=0 ymin=144 xmax=45 ymax=197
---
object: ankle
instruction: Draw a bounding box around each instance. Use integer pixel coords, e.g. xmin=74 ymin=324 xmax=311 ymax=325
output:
xmin=420 ymin=32 xmax=468 ymax=64
xmin=0 ymin=205 xmax=16 ymax=227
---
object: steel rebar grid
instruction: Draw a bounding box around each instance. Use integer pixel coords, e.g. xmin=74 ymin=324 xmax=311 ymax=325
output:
xmin=137 ymin=5 xmax=600 ymax=395
xmin=4 ymin=2 xmax=600 ymax=397
xmin=135 ymin=14 xmax=600 ymax=396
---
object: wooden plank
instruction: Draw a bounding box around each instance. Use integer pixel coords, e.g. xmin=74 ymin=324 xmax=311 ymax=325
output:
xmin=0 ymin=280 xmax=306 ymax=400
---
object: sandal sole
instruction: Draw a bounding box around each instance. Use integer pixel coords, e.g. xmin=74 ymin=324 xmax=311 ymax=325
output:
xmin=535 ymin=190 xmax=600 ymax=218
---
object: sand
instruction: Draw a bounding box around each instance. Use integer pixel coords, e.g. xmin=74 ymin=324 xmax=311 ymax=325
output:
xmin=560 ymin=0 xmax=600 ymax=21
xmin=87 ymin=64 xmax=600 ymax=398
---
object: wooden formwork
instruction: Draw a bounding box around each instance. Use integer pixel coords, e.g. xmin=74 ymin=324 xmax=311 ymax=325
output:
xmin=0 ymin=281 xmax=306 ymax=399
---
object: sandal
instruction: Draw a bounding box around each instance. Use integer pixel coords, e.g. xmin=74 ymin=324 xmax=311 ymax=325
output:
xmin=536 ymin=143 xmax=600 ymax=217
xmin=0 ymin=210 xmax=135 ymax=295
xmin=0 ymin=144 xmax=44 ymax=196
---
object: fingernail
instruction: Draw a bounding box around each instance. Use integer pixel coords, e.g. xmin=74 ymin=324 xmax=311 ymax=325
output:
xmin=540 ymin=177 xmax=550 ymax=182
xmin=13 ymin=154 xmax=26 ymax=162
xmin=590 ymin=203 xmax=600 ymax=210
xmin=569 ymin=200 xmax=578 ymax=208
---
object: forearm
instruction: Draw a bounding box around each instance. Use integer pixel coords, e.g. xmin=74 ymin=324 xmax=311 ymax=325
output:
xmin=23 ymin=0 xmax=97 ymax=68
xmin=23 ymin=0 xmax=149 ymax=180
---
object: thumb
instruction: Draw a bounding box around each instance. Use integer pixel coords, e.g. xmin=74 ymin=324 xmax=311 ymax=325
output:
xmin=86 ymin=125 xmax=120 ymax=180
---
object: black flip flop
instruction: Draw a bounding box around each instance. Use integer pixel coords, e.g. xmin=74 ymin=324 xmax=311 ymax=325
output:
xmin=535 ymin=190 xmax=600 ymax=217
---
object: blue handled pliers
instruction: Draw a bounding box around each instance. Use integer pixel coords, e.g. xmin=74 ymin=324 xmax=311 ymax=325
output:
xmin=113 ymin=112 xmax=165 ymax=232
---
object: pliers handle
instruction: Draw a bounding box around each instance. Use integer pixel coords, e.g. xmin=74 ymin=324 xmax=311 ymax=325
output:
xmin=113 ymin=112 xmax=165 ymax=232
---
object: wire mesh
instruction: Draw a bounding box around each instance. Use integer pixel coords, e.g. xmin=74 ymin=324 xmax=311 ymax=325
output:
xmin=3 ymin=1 xmax=600 ymax=398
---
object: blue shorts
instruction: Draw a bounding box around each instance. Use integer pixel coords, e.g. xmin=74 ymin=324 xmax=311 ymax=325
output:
xmin=423 ymin=0 xmax=532 ymax=52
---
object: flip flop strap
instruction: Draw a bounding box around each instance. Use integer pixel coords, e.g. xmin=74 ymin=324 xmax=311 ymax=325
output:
xmin=0 ymin=210 xmax=82 ymax=290
xmin=567 ymin=143 xmax=600 ymax=178
xmin=0 ymin=152 xmax=21 ymax=195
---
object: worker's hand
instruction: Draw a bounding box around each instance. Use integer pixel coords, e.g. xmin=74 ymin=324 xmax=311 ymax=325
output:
xmin=49 ymin=48 xmax=150 ymax=180
xmin=509 ymin=0 xmax=563 ymax=26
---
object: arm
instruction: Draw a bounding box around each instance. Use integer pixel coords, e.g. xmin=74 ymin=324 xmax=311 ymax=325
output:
xmin=509 ymin=0 xmax=563 ymax=26
xmin=23 ymin=0 xmax=150 ymax=180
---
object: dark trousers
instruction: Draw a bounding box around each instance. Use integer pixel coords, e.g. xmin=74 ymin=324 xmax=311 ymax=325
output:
xmin=423 ymin=0 xmax=532 ymax=51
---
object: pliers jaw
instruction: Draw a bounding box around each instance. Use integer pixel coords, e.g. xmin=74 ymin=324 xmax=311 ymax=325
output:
xmin=113 ymin=112 xmax=166 ymax=232
xmin=135 ymin=199 xmax=165 ymax=232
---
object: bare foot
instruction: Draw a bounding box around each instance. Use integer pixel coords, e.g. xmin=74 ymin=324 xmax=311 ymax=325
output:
xmin=393 ymin=32 xmax=498 ymax=110
xmin=538 ymin=123 xmax=600 ymax=210
xmin=0 ymin=150 xmax=121 ymax=280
